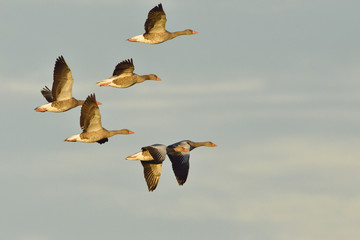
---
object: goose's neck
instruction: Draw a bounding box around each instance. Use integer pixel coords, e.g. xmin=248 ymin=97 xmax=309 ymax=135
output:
xmin=109 ymin=130 xmax=125 ymax=137
xmin=135 ymin=74 xmax=157 ymax=83
xmin=76 ymin=99 xmax=85 ymax=106
xmin=170 ymin=29 xmax=194 ymax=38
xmin=108 ymin=129 xmax=133 ymax=137
xmin=170 ymin=31 xmax=187 ymax=38
xmin=188 ymin=141 xmax=213 ymax=148
xmin=135 ymin=75 xmax=148 ymax=83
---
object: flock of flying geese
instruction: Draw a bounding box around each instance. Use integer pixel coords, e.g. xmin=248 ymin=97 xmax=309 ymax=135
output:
xmin=35 ymin=3 xmax=217 ymax=192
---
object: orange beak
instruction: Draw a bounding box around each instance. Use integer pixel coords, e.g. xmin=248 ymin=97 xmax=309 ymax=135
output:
xmin=98 ymin=82 xmax=111 ymax=86
xmin=96 ymin=101 xmax=102 ymax=105
xmin=128 ymin=131 xmax=135 ymax=134
xmin=212 ymin=143 xmax=217 ymax=147
xmin=192 ymin=30 xmax=198 ymax=34
xmin=156 ymin=77 xmax=161 ymax=81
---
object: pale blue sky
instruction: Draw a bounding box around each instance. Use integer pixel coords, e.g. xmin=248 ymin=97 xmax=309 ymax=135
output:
xmin=1 ymin=0 xmax=360 ymax=239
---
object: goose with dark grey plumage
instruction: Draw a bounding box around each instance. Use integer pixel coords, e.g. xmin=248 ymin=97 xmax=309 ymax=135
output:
xmin=128 ymin=3 xmax=198 ymax=44
xmin=126 ymin=144 xmax=189 ymax=192
xmin=167 ymin=140 xmax=217 ymax=186
xmin=35 ymin=56 xmax=101 ymax=112
xmin=65 ymin=93 xmax=134 ymax=144
xmin=96 ymin=58 xmax=161 ymax=88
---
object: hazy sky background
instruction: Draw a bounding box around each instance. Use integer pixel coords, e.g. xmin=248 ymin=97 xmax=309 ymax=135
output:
xmin=1 ymin=0 xmax=360 ymax=239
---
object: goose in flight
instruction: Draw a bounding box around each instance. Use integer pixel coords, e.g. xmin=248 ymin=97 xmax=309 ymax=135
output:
xmin=128 ymin=3 xmax=198 ymax=44
xmin=65 ymin=93 xmax=134 ymax=144
xmin=35 ymin=56 xmax=101 ymax=112
xmin=96 ymin=58 xmax=161 ymax=88
xmin=167 ymin=140 xmax=217 ymax=185
xmin=126 ymin=144 xmax=189 ymax=191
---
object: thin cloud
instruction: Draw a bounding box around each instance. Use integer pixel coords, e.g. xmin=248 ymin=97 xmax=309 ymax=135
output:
xmin=229 ymin=137 xmax=360 ymax=174
xmin=1 ymin=79 xmax=40 ymax=95
xmin=133 ymin=79 xmax=266 ymax=95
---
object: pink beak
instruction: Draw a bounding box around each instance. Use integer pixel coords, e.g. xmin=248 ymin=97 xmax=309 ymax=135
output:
xmin=99 ymin=82 xmax=111 ymax=86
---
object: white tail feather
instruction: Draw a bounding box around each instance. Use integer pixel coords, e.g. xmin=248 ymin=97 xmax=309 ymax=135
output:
xmin=96 ymin=78 xmax=114 ymax=86
xmin=65 ymin=134 xmax=81 ymax=142
xmin=126 ymin=151 xmax=154 ymax=161
xmin=128 ymin=34 xmax=154 ymax=44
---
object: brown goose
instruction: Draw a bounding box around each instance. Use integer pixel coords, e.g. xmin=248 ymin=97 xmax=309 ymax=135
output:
xmin=65 ymin=93 xmax=134 ymax=144
xmin=126 ymin=144 xmax=189 ymax=191
xmin=167 ymin=140 xmax=217 ymax=186
xmin=96 ymin=58 xmax=161 ymax=88
xmin=35 ymin=56 xmax=101 ymax=112
xmin=128 ymin=3 xmax=198 ymax=44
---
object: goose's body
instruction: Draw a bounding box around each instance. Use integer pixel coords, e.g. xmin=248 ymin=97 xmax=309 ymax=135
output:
xmin=35 ymin=56 xmax=94 ymax=112
xmin=126 ymin=144 xmax=189 ymax=191
xmin=167 ymin=140 xmax=217 ymax=185
xmin=126 ymin=144 xmax=167 ymax=192
xmin=128 ymin=3 xmax=197 ymax=44
xmin=96 ymin=59 xmax=160 ymax=88
xmin=65 ymin=94 xmax=134 ymax=144
xmin=36 ymin=95 xmax=84 ymax=113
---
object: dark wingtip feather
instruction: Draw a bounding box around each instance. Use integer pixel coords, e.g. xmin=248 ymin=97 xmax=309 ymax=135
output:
xmin=150 ymin=3 xmax=163 ymax=13
xmin=177 ymin=178 xmax=186 ymax=186
xmin=112 ymin=58 xmax=135 ymax=76
xmin=41 ymin=86 xmax=51 ymax=92
xmin=122 ymin=58 xmax=133 ymax=65
xmin=85 ymin=93 xmax=97 ymax=103
xmin=148 ymin=185 xmax=157 ymax=192
xmin=56 ymin=55 xmax=66 ymax=64
xmin=40 ymin=86 xmax=54 ymax=102
xmin=53 ymin=55 xmax=68 ymax=77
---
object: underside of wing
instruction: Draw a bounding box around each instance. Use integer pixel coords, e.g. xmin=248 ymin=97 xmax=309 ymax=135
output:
xmin=168 ymin=153 xmax=190 ymax=185
xmin=80 ymin=94 xmax=102 ymax=132
xmin=52 ymin=56 xmax=74 ymax=101
xmin=141 ymin=162 xmax=162 ymax=192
